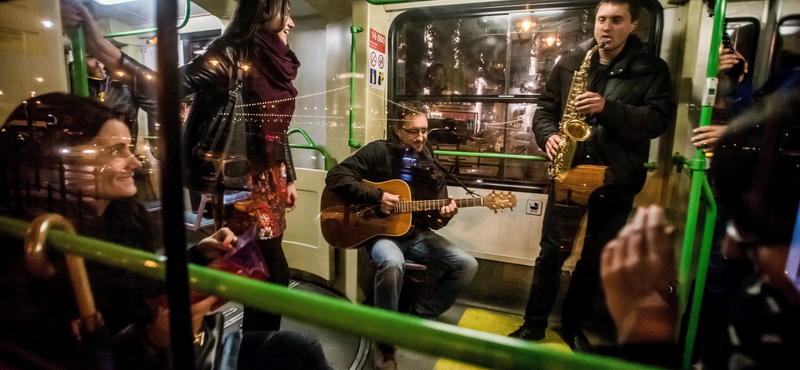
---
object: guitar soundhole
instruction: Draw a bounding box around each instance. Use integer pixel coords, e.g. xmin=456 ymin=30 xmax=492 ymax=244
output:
xmin=374 ymin=209 xmax=390 ymax=219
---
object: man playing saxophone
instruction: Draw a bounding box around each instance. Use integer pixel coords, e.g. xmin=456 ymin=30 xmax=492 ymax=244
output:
xmin=509 ymin=0 xmax=676 ymax=351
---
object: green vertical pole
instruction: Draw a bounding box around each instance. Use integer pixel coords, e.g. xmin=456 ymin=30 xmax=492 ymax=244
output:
xmin=350 ymin=26 xmax=364 ymax=148
xmin=679 ymin=0 xmax=726 ymax=369
xmin=66 ymin=0 xmax=89 ymax=97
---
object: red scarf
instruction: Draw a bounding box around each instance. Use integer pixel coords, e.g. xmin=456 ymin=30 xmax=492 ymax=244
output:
xmin=249 ymin=26 xmax=300 ymax=121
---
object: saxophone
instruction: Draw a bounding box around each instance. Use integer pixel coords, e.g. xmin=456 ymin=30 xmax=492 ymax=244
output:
xmin=548 ymin=41 xmax=605 ymax=181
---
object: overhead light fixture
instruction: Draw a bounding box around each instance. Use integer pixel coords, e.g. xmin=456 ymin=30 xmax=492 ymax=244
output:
xmin=517 ymin=20 xmax=534 ymax=33
xmin=545 ymin=36 xmax=556 ymax=46
xmin=93 ymin=0 xmax=137 ymax=5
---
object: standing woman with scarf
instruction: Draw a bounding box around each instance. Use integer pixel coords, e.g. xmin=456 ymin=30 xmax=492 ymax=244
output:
xmin=61 ymin=0 xmax=301 ymax=333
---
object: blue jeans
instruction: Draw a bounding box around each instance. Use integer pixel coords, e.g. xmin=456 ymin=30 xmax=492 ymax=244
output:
xmin=370 ymin=230 xmax=478 ymax=319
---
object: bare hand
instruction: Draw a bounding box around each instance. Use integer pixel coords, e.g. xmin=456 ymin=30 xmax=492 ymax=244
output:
xmin=574 ymin=92 xmax=605 ymax=115
xmin=144 ymin=296 xmax=218 ymax=350
xmin=190 ymin=296 xmax=218 ymax=335
xmin=692 ymin=125 xmax=726 ymax=153
xmin=59 ymin=0 xmax=121 ymax=69
xmin=286 ymin=182 xmax=298 ymax=212
xmin=196 ymin=227 xmax=236 ymax=260
xmin=380 ymin=192 xmax=399 ymax=215
xmin=439 ymin=196 xmax=458 ymax=218
xmin=544 ymin=134 xmax=562 ymax=160
xmin=601 ymin=206 xmax=677 ymax=343
xmin=718 ymin=48 xmax=746 ymax=80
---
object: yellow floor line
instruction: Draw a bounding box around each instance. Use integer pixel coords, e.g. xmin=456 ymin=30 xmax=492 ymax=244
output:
xmin=434 ymin=308 xmax=571 ymax=370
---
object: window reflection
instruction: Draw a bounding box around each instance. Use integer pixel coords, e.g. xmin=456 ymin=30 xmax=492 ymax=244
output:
xmin=392 ymin=4 xmax=657 ymax=187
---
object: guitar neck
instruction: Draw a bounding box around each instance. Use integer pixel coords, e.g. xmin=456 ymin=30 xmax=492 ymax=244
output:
xmin=393 ymin=198 xmax=483 ymax=213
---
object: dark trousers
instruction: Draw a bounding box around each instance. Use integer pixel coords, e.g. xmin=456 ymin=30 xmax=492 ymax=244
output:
xmin=523 ymin=189 xmax=635 ymax=331
xmin=243 ymin=236 xmax=291 ymax=332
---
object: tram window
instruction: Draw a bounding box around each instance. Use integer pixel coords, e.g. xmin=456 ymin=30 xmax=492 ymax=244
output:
xmin=773 ymin=17 xmax=800 ymax=78
xmin=725 ymin=19 xmax=759 ymax=85
xmin=390 ymin=2 xmax=662 ymax=188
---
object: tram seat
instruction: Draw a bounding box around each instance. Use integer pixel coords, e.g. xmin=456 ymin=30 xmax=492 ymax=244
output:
xmin=357 ymin=247 xmax=430 ymax=314
xmin=185 ymin=191 xmax=252 ymax=231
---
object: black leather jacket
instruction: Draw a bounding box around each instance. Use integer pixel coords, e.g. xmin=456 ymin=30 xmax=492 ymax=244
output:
xmin=88 ymin=75 xmax=157 ymax=145
xmin=533 ymin=35 xmax=676 ymax=193
xmin=115 ymin=42 xmax=296 ymax=182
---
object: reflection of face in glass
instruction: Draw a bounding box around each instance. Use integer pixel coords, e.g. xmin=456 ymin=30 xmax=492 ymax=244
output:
xmin=86 ymin=56 xmax=106 ymax=80
xmin=81 ymin=119 xmax=142 ymax=201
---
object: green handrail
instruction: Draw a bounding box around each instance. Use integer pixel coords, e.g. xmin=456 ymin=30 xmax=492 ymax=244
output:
xmin=287 ymin=128 xmax=335 ymax=170
xmin=103 ymin=0 xmax=191 ymax=38
xmin=673 ymin=154 xmax=717 ymax=370
xmin=676 ymin=0 xmax=727 ymax=368
xmin=0 ymin=215 xmax=665 ymax=370
xmin=349 ymin=26 xmax=364 ymax=148
xmin=67 ymin=0 xmax=89 ymax=97
xmin=434 ymin=150 xmax=547 ymax=161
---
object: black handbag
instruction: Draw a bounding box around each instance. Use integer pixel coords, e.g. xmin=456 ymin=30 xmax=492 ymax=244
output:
xmin=194 ymin=312 xmax=225 ymax=370
xmin=183 ymin=50 xmax=248 ymax=194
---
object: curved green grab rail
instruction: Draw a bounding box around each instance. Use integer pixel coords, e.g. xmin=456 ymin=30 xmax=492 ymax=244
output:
xmin=0 ymin=216 xmax=665 ymax=370
xmin=103 ymin=0 xmax=191 ymax=38
xmin=287 ymin=128 xmax=335 ymax=170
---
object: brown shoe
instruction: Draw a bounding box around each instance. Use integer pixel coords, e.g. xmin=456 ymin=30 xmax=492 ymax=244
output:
xmin=373 ymin=343 xmax=397 ymax=370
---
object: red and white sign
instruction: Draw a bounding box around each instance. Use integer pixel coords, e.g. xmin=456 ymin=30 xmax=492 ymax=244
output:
xmin=368 ymin=28 xmax=386 ymax=90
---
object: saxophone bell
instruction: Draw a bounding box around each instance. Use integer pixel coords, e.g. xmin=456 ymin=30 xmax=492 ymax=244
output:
xmin=566 ymin=119 xmax=591 ymax=141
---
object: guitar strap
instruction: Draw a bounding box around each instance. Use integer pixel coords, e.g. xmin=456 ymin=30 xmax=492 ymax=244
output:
xmin=424 ymin=146 xmax=482 ymax=199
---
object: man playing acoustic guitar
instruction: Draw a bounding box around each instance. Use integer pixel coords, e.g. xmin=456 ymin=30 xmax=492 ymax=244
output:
xmin=325 ymin=108 xmax=478 ymax=370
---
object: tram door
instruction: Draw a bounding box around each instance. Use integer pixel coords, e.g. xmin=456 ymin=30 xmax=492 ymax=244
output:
xmin=283 ymin=167 xmax=334 ymax=281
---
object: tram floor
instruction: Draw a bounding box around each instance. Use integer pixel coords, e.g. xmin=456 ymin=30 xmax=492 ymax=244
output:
xmin=215 ymin=272 xmax=617 ymax=370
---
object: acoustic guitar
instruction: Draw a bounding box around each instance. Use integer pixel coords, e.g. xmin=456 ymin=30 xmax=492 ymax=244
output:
xmin=320 ymin=179 xmax=517 ymax=249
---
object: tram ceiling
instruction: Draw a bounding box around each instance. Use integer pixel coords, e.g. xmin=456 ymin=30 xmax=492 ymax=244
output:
xmin=92 ymin=0 xmax=324 ymax=27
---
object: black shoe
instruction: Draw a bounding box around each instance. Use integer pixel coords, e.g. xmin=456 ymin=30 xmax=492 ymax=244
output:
xmin=560 ymin=328 xmax=592 ymax=352
xmin=508 ymin=325 xmax=545 ymax=341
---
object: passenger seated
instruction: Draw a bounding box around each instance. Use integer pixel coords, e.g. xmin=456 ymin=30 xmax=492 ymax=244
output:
xmin=598 ymin=90 xmax=800 ymax=369
xmin=0 ymin=93 xmax=332 ymax=370
xmin=325 ymin=107 xmax=478 ymax=370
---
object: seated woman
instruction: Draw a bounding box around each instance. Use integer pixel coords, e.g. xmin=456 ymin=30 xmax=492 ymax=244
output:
xmin=0 ymin=93 xmax=331 ymax=370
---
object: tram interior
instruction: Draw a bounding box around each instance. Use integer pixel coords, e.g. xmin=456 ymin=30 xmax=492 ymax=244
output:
xmin=2 ymin=0 xmax=800 ymax=369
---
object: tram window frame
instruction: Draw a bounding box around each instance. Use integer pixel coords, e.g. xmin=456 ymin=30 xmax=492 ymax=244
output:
xmin=724 ymin=18 xmax=760 ymax=87
xmin=387 ymin=0 xmax=665 ymax=191
xmin=770 ymin=15 xmax=800 ymax=82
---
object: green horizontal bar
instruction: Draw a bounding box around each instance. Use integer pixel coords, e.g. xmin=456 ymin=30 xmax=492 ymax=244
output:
xmin=0 ymin=215 xmax=664 ymax=370
xmin=434 ymin=150 xmax=548 ymax=161
xmin=103 ymin=0 xmax=191 ymax=38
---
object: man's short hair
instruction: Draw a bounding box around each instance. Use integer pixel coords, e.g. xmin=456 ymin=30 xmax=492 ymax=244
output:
xmin=596 ymin=0 xmax=641 ymax=22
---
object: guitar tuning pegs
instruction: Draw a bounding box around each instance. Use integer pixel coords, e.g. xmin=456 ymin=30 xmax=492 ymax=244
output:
xmin=493 ymin=209 xmax=498 ymax=214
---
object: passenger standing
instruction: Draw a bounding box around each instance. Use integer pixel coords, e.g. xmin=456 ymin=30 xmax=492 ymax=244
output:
xmin=325 ymin=109 xmax=478 ymax=370
xmin=61 ymin=0 xmax=301 ymax=332
xmin=509 ymin=0 xmax=676 ymax=351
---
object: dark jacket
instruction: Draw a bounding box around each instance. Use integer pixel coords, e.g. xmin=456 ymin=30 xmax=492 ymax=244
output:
xmin=325 ymin=136 xmax=451 ymax=232
xmin=115 ymin=42 xmax=296 ymax=183
xmin=533 ymin=35 xmax=676 ymax=193
xmin=88 ymin=74 xmax=157 ymax=144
